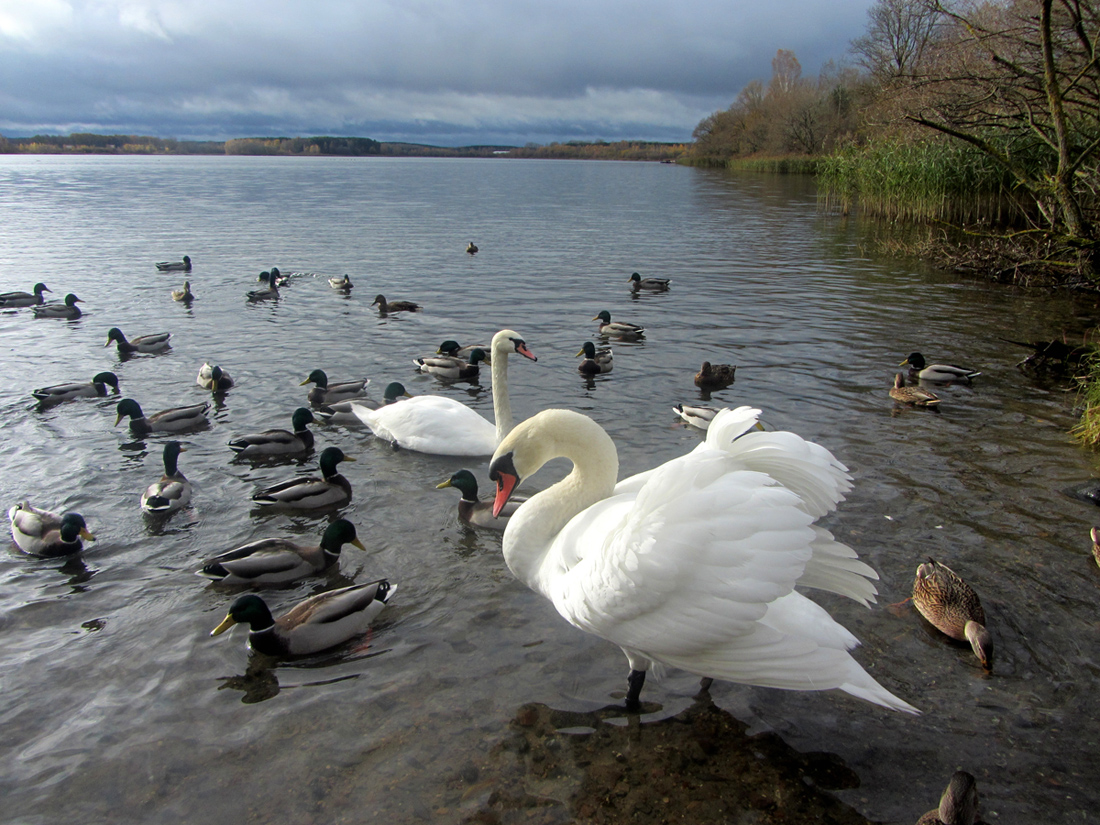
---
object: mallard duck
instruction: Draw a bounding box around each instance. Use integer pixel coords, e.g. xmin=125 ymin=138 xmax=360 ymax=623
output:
xmin=105 ymin=327 xmax=171 ymax=354
xmin=268 ymin=267 xmax=289 ymax=287
xmin=415 ymin=348 xmax=487 ymax=380
xmin=901 ymin=352 xmax=981 ymax=383
xmin=486 ymin=407 xmax=915 ymax=713
xmin=251 ymin=446 xmax=355 ymax=509
xmin=577 ymin=341 xmax=613 ymax=374
xmin=432 ymin=340 xmax=491 ymax=363
xmin=247 ymin=273 xmax=279 ymax=301
xmin=228 ymin=408 xmax=316 ymax=456
xmin=593 ymin=310 xmax=645 ymax=339
xmin=0 ymin=282 xmax=50 ymax=307
xmin=156 ymin=255 xmax=191 ymax=272
xmin=33 ymin=372 xmax=119 ymax=406
xmin=197 ymin=518 xmax=365 ymax=585
xmin=196 ymin=363 xmax=235 ymax=392
xmin=891 ymin=373 xmax=941 ymax=406
xmin=466 ymin=242 xmax=478 ymax=254
xmin=912 ymin=559 xmax=992 ymax=670
xmin=141 ymin=441 xmax=191 ymax=513
xmin=210 ymin=579 xmax=393 ymax=656
xmin=315 ymin=383 xmax=410 ymax=424
xmin=628 ymin=272 xmax=670 ymax=291
xmin=171 ymin=281 xmax=194 ymax=302
xmin=694 ymin=361 xmax=736 ymax=390
xmin=32 ymin=293 xmax=83 ymax=319
xmin=916 ymin=770 xmax=981 ymax=825
xmin=8 ymin=502 xmax=95 ymax=556
xmin=372 ymin=294 xmax=420 ymax=313
xmin=672 ymin=403 xmax=722 ymax=429
xmin=115 ymin=398 xmax=210 ymax=435
xmin=437 ymin=469 xmax=524 ymax=530
xmin=328 ymin=274 xmax=353 ymax=290
xmin=300 ymin=369 xmax=369 ymax=408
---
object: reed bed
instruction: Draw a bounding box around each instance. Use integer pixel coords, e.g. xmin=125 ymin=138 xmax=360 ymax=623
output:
xmin=724 ymin=156 xmax=820 ymax=175
xmin=818 ymin=139 xmax=1023 ymax=225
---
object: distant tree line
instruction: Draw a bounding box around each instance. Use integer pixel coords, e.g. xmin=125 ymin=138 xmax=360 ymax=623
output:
xmin=223 ymin=136 xmax=381 ymax=156
xmin=506 ymin=141 xmax=688 ymax=161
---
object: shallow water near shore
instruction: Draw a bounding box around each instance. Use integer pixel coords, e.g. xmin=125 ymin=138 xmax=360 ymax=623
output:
xmin=1 ymin=155 xmax=1099 ymax=823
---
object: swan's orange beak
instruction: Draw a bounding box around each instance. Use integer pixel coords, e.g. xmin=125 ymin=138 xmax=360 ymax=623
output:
xmin=489 ymin=452 xmax=520 ymax=518
xmin=492 ymin=471 xmax=518 ymax=518
xmin=516 ymin=343 xmax=537 ymax=362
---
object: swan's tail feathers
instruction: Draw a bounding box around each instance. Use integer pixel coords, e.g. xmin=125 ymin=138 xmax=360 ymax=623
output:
xmin=799 ymin=527 xmax=880 ymax=606
xmin=840 ymin=670 xmax=920 ymax=714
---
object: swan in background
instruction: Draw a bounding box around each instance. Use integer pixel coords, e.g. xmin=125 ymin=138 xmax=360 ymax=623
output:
xmin=353 ymin=328 xmax=537 ymax=456
xmin=487 ymin=406 xmax=917 ymax=713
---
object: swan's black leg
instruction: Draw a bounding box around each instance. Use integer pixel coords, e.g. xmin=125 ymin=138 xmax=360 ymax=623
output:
xmin=625 ymin=669 xmax=646 ymax=712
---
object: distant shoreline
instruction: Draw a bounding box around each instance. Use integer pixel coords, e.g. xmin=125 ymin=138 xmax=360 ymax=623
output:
xmin=0 ymin=133 xmax=687 ymax=162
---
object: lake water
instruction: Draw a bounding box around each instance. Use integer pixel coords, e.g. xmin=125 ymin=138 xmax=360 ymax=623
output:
xmin=1 ymin=155 xmax=1098 ymax=824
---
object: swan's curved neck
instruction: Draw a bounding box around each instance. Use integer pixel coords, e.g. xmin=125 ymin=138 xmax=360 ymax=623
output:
xmin=501 ymin=412 xmax=619 ymax=594
xmin=491 ymin=347 xmax=512 ymax=442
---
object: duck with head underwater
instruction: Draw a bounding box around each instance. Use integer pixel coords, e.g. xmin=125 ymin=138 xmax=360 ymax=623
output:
xmin=912 ymin=558 xmax=993 ymax=670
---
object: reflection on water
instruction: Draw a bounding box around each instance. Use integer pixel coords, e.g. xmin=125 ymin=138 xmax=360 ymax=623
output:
xmin=1 ymin=156 xmax=1098 ymax=823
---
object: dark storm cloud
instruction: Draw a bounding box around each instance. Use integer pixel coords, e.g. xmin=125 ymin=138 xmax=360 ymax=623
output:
xmin=0 ymin=1 xmax=874 ymax=144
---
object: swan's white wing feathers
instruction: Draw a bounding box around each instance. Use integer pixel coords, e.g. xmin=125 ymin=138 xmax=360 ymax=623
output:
xmin=550 ymin=454 xmax=819 ymax=651
xmin=352 ymin=395 xmax=496 ymax=456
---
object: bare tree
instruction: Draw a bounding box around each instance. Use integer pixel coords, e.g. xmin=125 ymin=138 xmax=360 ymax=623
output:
xmin=851 ymin=0 xmax=945 ymax=77
xmin=770 ymin=50 xmax=803 ymax=95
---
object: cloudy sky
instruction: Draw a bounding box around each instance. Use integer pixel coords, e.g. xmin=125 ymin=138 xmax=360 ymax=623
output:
xmin=0 ymin=0 xmax=875 ymax=146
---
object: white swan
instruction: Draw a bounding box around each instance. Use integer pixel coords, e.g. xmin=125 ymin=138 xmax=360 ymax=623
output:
xmin=352 ymin=329 xmax=536 ymax=456
xmin=487 ymin=406 xmax=918 ymax=713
